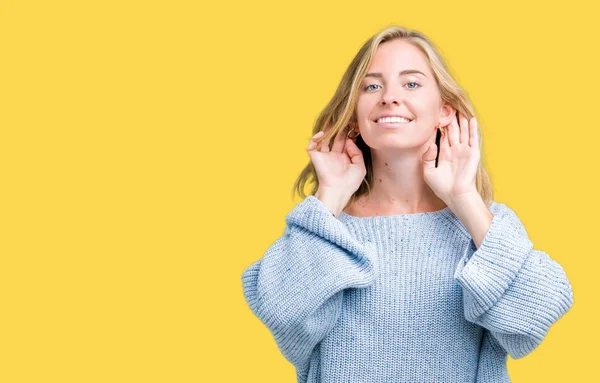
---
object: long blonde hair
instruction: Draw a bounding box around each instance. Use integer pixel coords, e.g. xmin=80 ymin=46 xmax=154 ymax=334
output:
xmin=292 ymin=25 xmax=493 ymax=210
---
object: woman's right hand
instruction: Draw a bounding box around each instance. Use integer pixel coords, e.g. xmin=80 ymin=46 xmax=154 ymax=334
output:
xmin=307 ymin=126 xmax=366 ymax=206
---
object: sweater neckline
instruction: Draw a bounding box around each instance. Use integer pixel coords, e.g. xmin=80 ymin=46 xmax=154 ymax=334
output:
xmin=339 ymin=205 xmax=453 ymax=220
xmin=338 ymin=204 xmax=471 ymax=239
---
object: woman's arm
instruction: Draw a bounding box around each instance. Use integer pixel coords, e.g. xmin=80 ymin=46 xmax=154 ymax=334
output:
xmin=241 ymin=196 xmax=379 ymax=380
xmin=453 ymin=201 xmax=574 ymax=359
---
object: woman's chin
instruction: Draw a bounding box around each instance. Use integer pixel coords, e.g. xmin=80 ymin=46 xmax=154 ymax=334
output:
xmin=364 ymin=136 xmax=430 ymax=151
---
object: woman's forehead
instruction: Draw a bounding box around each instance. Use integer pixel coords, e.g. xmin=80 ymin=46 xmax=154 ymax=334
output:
xmin=369 ymin=41 xmax=431 ymax=76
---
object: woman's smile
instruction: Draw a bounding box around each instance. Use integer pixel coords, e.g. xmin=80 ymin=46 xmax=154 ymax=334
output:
xmin=374 ymin=120 xmax=414 ymax=128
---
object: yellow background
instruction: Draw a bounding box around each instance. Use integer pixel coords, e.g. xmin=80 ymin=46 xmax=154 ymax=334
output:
xmin=1 ymin=0 xmax=596 ymax=381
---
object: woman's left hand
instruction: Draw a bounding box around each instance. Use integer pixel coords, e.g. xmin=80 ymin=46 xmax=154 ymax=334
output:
xmin=422 ymin=112 xmax=481 ymax=203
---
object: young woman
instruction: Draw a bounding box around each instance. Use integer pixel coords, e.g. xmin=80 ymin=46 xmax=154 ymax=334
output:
xmin=241 ymin=25 xmax=574 ymax=383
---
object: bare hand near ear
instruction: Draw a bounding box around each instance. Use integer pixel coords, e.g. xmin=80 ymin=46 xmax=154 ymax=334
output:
xmin=422 ymin=113 xmax=481 ymax=203
xmin=307 ymin=127 xmax=366 ymax=214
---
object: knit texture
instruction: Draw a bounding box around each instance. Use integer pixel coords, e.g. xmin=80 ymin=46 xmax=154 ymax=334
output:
xmin=241 ymin=196 xmax=574 ymax=383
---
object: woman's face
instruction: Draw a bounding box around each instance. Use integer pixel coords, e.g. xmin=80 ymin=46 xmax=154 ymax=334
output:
xmin=356 ymin=39 xmax=451 ymax=151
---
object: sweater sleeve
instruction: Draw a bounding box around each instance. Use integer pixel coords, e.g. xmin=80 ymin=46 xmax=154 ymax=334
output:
xmin=241 ymin=195 xmax=380 ymax=380
xmin=453 ymin=202 xmax=574 ymax=359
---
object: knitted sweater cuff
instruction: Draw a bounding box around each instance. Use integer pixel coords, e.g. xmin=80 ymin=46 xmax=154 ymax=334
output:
xmin=453 ymin=204 xmax=533 ymax=321
xmin=242 ymin=195 xmax=379 ymax=330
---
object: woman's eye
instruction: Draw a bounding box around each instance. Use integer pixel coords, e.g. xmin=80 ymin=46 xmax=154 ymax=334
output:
xmin=362 ymin=82 xmax=421 ymax=91
xmin=363 ymin=84 xmax=380 ymax=91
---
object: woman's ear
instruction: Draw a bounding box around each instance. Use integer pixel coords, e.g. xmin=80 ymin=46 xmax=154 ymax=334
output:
xmin=439 ymin=104 xmax=457 ymax=127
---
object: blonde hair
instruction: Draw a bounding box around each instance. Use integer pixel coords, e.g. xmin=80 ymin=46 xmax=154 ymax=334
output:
xmin=292 ymin=25 xmax=493 ymax=210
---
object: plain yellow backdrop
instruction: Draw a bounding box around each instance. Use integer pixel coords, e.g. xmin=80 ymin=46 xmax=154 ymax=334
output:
xmin=1 ymin=0 xmax=596 ymax=381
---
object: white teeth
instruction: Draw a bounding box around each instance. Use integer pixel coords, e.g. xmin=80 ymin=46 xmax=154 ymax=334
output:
xmin=376 ymin=116 xmax=411 ymax=123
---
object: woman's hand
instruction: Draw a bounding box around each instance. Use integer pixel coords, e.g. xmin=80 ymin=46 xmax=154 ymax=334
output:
xmin=308 ymin=126 xmax=366 ymax=205
xmin=422 ymin=112 xmax=481 ymax=203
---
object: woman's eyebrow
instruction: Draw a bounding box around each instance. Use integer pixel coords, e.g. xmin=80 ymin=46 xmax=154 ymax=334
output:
xmin=365 ymin=69 xmax=427 ymax=78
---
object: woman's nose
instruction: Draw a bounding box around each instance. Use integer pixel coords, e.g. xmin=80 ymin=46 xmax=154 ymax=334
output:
xmin=380 ymin=89 xmax=400 ymax=106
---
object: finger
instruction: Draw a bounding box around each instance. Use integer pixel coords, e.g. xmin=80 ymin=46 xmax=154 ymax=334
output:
xmin=320 ymin=131 xmax=333 ymax=152
xmin=448 ymin=113 xmax=459 ymax=146
xmin=331 ymin=127 xmax=347 ymax=153
xmin=345 ymin=138 xmax=364 ymax=165
xmin=307 ymin=131 xmax=324 ymax=151
xmin=469 ymin=117 xmax=479 ymax=149
xmin=460 ymin=114 xmax=470 ymax=144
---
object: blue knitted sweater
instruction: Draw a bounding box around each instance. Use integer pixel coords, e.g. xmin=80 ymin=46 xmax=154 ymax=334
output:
xmin=241 ymin=195 xmax=574 ymax=382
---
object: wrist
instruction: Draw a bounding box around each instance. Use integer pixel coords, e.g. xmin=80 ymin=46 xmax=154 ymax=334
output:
xmin=446 ymin=189 xmax=480 ymax=209
xmin=446 ymin=190 xmax=485 ymax=220
xmin=315 ymin=188 xmax=347 ymax=218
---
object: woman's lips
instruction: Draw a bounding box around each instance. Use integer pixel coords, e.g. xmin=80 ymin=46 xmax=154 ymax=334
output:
xmin=374 ymin=120 xmax=413 ymax=128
